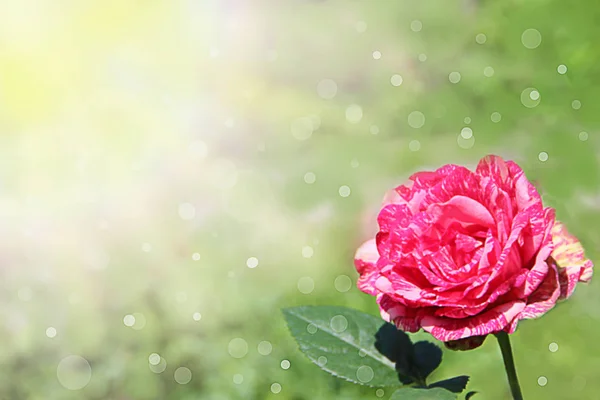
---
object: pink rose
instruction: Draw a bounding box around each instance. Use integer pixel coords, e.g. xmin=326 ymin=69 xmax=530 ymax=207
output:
xmin=355 ymin=155 xmax=593 ymax=349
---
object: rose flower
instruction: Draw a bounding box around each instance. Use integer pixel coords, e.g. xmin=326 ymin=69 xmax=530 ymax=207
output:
xmin=355 ymin=155 xmax=593 ymax=350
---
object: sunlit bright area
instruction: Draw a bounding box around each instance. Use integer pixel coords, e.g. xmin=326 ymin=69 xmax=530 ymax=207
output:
xmin=1 ymin=1 xmax=600 ymax=399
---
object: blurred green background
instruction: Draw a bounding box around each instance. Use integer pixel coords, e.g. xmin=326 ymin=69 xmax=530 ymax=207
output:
xmin=1 ymin=0 xmax=599 ymax=399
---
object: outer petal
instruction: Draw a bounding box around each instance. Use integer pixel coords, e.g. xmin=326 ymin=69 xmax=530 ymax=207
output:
xmin=354 ymin=239 xmax=380 ymax=296
xmin=551 ymin=221 xmax=594 ymax=299
xmin=476 ymin=155 xmax=511 ymax=187
xmin=506 ymin=160 xmax=544 ymax=212
xmin=378 ymin=294 xmax=425 ymax=333
xmin=420 ymin=301 xmax=526 ymax=342
xmin=508 ymin=259 xmax=560 ymax=333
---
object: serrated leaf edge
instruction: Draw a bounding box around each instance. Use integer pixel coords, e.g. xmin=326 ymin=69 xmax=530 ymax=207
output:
xmin=282 ymin=306 xmax=398 ymax=387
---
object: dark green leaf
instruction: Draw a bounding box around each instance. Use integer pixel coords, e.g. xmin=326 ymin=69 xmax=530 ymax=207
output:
xmin=413 ymin=341 xmax=443 ymax=379
xmin=374 ymin=322 xmax=418 ymax=384
xmin=429 ymin=376 xmax=470 ymax=393
xmin=465 ymin=391 xmax=478 ymax=399
xmin=374 ymin=322 xmax=414 ymax=363
xmin=391 ymin=387 xmax=457 ymax=399
xmin=282 ymin=306 xmax=399 ymax=387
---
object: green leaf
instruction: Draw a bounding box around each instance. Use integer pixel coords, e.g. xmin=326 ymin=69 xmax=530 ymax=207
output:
xmin=374 ymin=322 xmax=414 ymax=363
xmin=282 ymin=306 xmax=399 ymax=387
xmin=374 ymin=322 xmax=418 ymax=384
xmin=391 ymin=387 xmax=457 ymax=399
xmin=413 ymin=341 xmax=443 ymax=379
xmin=429 ymin=376 xmax=470 ymax=393
xmin=465 ymin=391 xmax=478 ymax=399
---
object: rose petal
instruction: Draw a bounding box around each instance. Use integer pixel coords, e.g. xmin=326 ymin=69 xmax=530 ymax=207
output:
xmin=551 ymin=221 xmax=594 ymax=299
xmin=507 ymin=160 xmax=543 ymax=212
xmin=519 ymin=206 xmax=556 ymax=270
xmin=421 ymin=165 xmax=483 ymax=209
xmin=354 ymin=239 xmax=380 ymax=295
xmin=476 ymin=155 xmax=510 ymax=185
xmin=427 ymin=195 xmax=495 ymax=230
xmin=508 ymin=260 xmax=560 ymax=332
xmin=420 ymin=301 xmax=526 ymax=342
xmin=378 ymin=293 xmax=423 ymax=332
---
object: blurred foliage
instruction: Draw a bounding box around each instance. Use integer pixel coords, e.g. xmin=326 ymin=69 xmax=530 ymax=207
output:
xmin=1 ymin=0 xmax=600 ymax=399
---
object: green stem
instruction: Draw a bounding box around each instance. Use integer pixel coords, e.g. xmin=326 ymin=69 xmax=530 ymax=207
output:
xmin=495 ymin=332 xmax=524 ymax=400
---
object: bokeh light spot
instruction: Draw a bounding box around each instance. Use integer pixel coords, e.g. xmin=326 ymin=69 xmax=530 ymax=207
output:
xmin=290 ymin=117 xmax=315 ymax=141
xmin=330 ymin=315 xmax=348 ymax=333
xmin=298 ymin=277 xmax=315 ymax=294
xmin=228 ymin=338 xmax=248 ymax=359
xmin=449 ymin=72 xmax=461 ymax=83
xmin=302 ymin=246 xmax=314 ymax=258
xmin=410 ymin=20 xmax=422 ymax=32
xmin=149 ymin=357 xmax=167 ymax=373
xmin=521 ymin=88 xmax=541 ymax=108
xmin=346 ymin=104 xmax=363 ymax=124
xmin=246 ymin=257 xmax=259 ymax=269
xmin=461 ymin=127 xmax=473 ymax=139
xmin=271 ymin=383 xmax=282 ymax=394
xmin=408 ymin=111 xmax=425 ymax=128
xmin=522 ymin=28 xmax=542 ymax=49
xmin=390 ymin=74 xmax=403 ymax=87
xmin=457 ymin=134 xmax=475 ymax=149
xmin=557 ymin=64 xmax=568 ymax=74
xmin=178 ymin=203 xmax=196 ymax=220
xmin=304 ymin=172 xmax=316 ymax=184
xmin=57 ymin=356 xmax=92 ymax=390
xmin=131 ymin=313 xmax=146 ymax=330
xmin=409 ymin=140 xmax=421 ymax=152
xmin=123 ymin=314 xmax=135 ymax=327
xmin=174 ymin=367 xmax=192 ymax=384
xmin=334 ymin=275 xmax=352 ymax=292
xmin=356 ymin=365 xmax=374 ymax=383
xmin=317 ymin=79 xmax=338 ymax=100
xmin=258 ymin=341 xmax=273 ymax=356
xmin=149 ymin=353 xmax=161 ymax=365
xmin=339 ymin=185 xmax=351 ymax=197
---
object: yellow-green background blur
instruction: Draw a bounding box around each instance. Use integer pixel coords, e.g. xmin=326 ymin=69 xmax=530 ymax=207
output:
xmin=1 ymin=1 xmax=599 ymax=399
